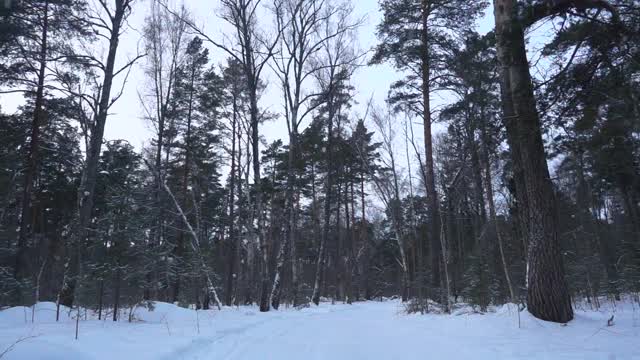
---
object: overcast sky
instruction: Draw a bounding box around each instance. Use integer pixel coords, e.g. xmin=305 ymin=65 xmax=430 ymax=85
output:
xmin=0 ymin=0 xmax=497 ymax=149
xmin=93 ymin=0 xmax=495 ymax=150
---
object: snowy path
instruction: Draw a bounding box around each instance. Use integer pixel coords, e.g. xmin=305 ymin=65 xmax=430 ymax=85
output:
xmin=1 ymin=300 xmax=639 ymax=359
xmin=164 ymin=302 xmax=639 ymax=360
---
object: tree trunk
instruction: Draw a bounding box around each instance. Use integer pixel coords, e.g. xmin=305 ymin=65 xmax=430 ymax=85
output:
xmin=405 ymin=120 xmax=424 ymax=302
xmin=493 ymin=0 xmax=573 ymax=323
xmin=312 ymin=94 xmax=337 ymax=306
xmin=421 ymin=0 xmax=442 ymax=293
xmin=389 ymin=145 xmax=409 ymax=302
xmin=225 ymin=93 xmax=239 ymax=306
xmin=439 ymin=209 xmax=451 ymax=313
xmin=360 ymin=174 xmax=370 ymax=300
xmin=480 ymin=111 xmax=516 ymax=302
xmin=15 ymin=0 xmax=49 ymax=288
xmin=248 ymin=75 xmax=269 ymax=312
xmin=173 ymin=63 xmax=198 ymax=304
xmin=346 ymin=179 xmax=356 ymax=304
xmin=290 ymin=198 xmax=300 ymax=307
xmin=113 ymin=265 xmax=121 ymax=321
xmin=574 ymin=151 xmax=619 ymax=297
xmin=271 ymin=125 xmax=298 ymax=310
xmin=97 ymin=280 xmax=104 ymax=320
xmin=467 ymin=119 xmax=486 ymax=223
xmin=59 ymin=1 xmax=126 ymax=308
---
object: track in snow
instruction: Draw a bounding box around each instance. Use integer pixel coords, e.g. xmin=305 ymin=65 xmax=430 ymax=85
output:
xmin=1 ymin=300 xmax=638 ymax=359
xmin=158 ymin=301 xmax=637 ymax=360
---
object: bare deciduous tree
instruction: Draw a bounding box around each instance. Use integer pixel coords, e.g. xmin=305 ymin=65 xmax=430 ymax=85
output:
xmin=309 ymin=8 xmax=362 ymax=305
xmin=163 ymin=0 xmax=284 ymax=312
xmin=59 ymin=0 xmax=142 ymax=309
xmin=269 ymin=0 xmax=362 ymax=310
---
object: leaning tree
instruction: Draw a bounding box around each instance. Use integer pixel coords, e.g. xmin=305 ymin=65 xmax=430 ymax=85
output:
xmin=491 ymin=0 xmax=620 ymax=322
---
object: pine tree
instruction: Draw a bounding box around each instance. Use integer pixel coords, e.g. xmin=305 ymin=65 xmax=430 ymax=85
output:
xmin=490 ymin=0 xmax=621 ymax=322
xmin=372 ymin=0 xmax=487 ymax=299
xmin=350 ymin=119 xmax=381 ymax=300
xmin=59 ymin=0 xmax=140 ymax=309
xmin=0 ymin=0 xmax=88 ymax=297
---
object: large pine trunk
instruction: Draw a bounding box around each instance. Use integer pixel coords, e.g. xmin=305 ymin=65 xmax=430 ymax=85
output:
xmin=492 ymin=0 xmax=573 ymax=323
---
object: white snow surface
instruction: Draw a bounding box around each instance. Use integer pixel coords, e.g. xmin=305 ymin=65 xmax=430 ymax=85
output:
xmin=1 ymin=300 xmax=639 ymax=359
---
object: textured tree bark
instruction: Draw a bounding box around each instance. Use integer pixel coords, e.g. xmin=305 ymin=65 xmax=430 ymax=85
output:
xmin=493 ymin=0 xmax=573 ymax=323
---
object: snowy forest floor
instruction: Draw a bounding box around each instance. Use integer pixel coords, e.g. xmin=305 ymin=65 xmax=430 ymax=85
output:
xmin=1 ymin=299 xmax=639 ymax=360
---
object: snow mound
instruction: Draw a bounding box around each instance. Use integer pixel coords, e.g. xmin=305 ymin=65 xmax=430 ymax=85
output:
xmin=0 ymin=302 xmax=74 ymax=326
xmin=132 ymin=301 xmax=204 ymax=324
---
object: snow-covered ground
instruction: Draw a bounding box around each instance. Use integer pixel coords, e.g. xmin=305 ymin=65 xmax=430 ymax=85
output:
xmin=1 ymin=299 xmax=638 ymax=359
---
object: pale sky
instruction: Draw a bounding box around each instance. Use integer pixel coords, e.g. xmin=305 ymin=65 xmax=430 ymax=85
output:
xmin=101 ymin=0 xmax=403 ymax=149
xmin=0 ymin=0 xmax=563 ymax=211
xmin=100 ymin=0 xmax=496 ymax=149
xmin=0 ymin=0 xmax=502 ymax=151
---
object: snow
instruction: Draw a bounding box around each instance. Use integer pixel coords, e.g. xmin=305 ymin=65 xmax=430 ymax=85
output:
xmin=1 ymin=300 xmax=638 ymax=360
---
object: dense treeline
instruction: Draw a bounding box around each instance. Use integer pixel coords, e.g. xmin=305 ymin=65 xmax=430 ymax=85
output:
xmin=0 ymin=0 xmax=638 ymax=324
